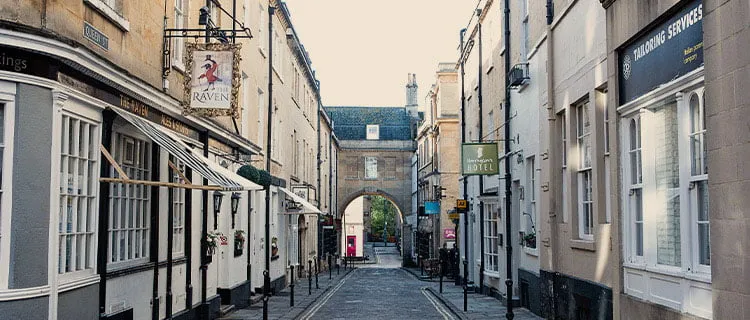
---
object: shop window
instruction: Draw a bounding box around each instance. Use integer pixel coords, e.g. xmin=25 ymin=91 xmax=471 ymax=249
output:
xmin=58 ymin=114 xmax=99 ymax=274
xmin=0 ymin=100 xmax=11 ymax=288
xmin=170 ymin=158 xmax=186 ymax=257
xmin=109 ymin=133 xmax=151 ymax=265
xmin=621 ymin=87 xmax=710 ymax=273
xmin=483 ymin=202 xmax=499 ymax=273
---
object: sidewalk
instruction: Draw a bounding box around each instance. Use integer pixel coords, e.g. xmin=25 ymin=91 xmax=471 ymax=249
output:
xmin=220 ymin=266 xmax=356 ymax=320
xmin=402 ymin=267 xmax=542 ymax=320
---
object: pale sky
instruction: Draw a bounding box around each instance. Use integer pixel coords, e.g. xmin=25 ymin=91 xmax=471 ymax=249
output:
xmin=283 ymin=1 xmax=479 ymax=107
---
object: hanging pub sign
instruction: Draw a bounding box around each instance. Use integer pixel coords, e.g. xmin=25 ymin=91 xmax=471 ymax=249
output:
xmin=461 ymin=143 xmax=499 ymax=175
xmin=183 ymin=42 xmax=242 ymax=118
xmin=618 ymin=0 xmax=703 ymax=104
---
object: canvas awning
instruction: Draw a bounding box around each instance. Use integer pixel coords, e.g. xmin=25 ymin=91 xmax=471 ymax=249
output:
xmin=103 ymin=107 xmax=262 ymax=191
xmin=278 ymin=187 xmax=323 ymax=215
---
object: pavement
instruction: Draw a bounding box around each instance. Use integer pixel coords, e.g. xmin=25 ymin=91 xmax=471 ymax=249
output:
xmin=401 ymin=267 xmax=542 ymax=320
xmin=221 ymin=243 xmax=541 ymax=320
xmin=219 ymin=265 xmax=357 ymax=320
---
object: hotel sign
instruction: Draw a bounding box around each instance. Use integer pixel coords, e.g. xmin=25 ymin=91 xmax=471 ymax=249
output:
xmin=619 ymin=0 xmax=703 ymax=104
xmin=183 ymin=43 xmax=242 ymax=118
xmin=461 ymin=143 xmax=499 ymax=175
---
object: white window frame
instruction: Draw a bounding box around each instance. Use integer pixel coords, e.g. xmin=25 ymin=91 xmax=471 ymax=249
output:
xmin=576 ymin=101 xmax=594 ymax=241
xmin=83 ymin=0 xmax=130 ymax=31
xmin=170 ymin=158 xmax=186 ymax=257
xmin=687 ymin=89 xmax=710 ymax=274
xmin=171 ymin=0 xmax=186 ymax=70
xmin=257 ymin=88 xmax=264 ymax=145
xmin=525 ymin=157 xmax=537 ymax=241
xmin=257 ymin=4 xmax=266 ymax=56
xmin=520 ymin=0 xmax=529 ymax=61
xmin=626 ymin=114 xmax=644 ymax=263
xmin=483 ymin=202 xmax=499 ymax=274
xmin=558 ymin=110 xmax=568 ymax=223
xmin=620 ymin=82 xmax=711 ymax=277
xmin=366 ymin=124 xmax=379 ymax=140
xmin=0 ymin=83 xmax=15 ymax=289
xmin=58 ymin=112 xmax=100 ymax=277
xmin=108 ymin=130 xmax=151 ymax=268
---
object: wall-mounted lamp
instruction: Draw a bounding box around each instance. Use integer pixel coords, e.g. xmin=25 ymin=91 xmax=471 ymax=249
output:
xmin=213 ymin=191 xmax=224 ymax=230
xmin=231 ymin=192 xmax=241 ymax=228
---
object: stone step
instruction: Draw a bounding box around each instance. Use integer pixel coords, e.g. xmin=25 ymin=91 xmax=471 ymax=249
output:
xmin=219 ymin=304 xmax=235 ymax=316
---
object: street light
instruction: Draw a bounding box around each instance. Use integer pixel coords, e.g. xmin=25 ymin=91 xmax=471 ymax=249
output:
xmin=231 ymin=192 xmax=241 ymax=228
xmin=213 ymin=191 xmax=224 ymax=230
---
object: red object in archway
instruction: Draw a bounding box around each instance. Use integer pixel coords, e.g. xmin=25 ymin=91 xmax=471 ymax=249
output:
xmin=347 ymin=236 xmax=356 ymax=257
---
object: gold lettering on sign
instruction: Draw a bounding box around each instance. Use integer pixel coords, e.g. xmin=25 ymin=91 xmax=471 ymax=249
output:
xmin=120 ymin=95 xmax=149 ymax=117
xmin=160 ymin=115 xmax=191 ymax=137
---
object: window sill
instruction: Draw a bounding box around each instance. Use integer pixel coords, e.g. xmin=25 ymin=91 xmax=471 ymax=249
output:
xmin=623 ymin=263 xmax=711 ymax=284
xmin=59 ymin=273 xmax=99 ymax=292
xmin=172 ymin=61 xmax=186 ymax=74
xmin=83 ymin=0 xmax=130 ymax=32
xmin=523 ymin=246 xmax=539 ymax=256
xmin=484 ymin=270 xmax=501 ymax=278
xmin=569 ymin=239 xmax=596 ymax=251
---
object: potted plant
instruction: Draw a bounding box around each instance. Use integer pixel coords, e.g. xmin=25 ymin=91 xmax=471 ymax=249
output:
xmin=234 ymin=230 xmax=246 ymax=257
xmin=523 ymin=232 xmax=537 ymax=249
xmin=206 ymin=230 xmax=224 ymax=255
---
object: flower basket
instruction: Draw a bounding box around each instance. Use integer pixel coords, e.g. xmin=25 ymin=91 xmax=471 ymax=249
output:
xmin=207 ymin=231 xmax=224 ymax=256
xmin=523 ymin=232 xmax=537 ymax=249
xmin=234 ymin=230 xmax=246 ymax=257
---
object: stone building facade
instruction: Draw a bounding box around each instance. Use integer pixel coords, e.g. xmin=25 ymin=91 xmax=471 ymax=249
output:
xmin=416 ymin=63 xmax=460 ymax=260
xmin=0 ymin=0 xmax=336 ymax=319
xmin=325 ymin=106 xmax=418 ymax=260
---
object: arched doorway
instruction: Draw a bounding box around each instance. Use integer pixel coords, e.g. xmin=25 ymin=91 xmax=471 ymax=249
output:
xmin=340 ymin=191 xmax=406 ymax=264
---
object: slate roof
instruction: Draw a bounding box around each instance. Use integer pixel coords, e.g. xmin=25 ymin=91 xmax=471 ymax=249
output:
xmin=324 ymin=106 xmax=415 ymax=141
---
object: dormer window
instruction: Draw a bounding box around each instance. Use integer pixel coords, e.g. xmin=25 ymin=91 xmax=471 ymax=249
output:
xmin=366 ymin=124 xmax=379 ymax=140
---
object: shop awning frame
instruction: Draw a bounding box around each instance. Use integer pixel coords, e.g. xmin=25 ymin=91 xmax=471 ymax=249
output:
xmin=278 ymin=187 xmax=323 ymax=215
xmin=99 ymin=107 xmax=262 ymax=191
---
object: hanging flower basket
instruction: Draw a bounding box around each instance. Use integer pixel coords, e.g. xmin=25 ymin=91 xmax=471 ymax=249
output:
xmin=207 ymin=230 xmax=224 ymax=255
xmin=234 ymin=230 xmax=246 ymax=257
xmin=523 ymin=232 xmax=537 ymax=249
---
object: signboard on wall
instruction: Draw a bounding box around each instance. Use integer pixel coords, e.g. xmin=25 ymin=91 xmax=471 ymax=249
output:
xmin=461 ymin=143 xmax=499 ymax=175
xmin=618 ymin=0 xmax=703 ymax=104
xmin=425 ymin=201 xmax=440 ymax=215
xmin=183 ymin=42 xmax=241 ymax=118
xmin=444 ymin=229 xmax=456 ymax=239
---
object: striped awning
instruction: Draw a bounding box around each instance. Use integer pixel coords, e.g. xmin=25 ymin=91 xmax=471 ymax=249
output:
xmin=278 ymin=187 xmax=323 ymax=215
xmin=111 ymin=107 xmax=262 ymax=191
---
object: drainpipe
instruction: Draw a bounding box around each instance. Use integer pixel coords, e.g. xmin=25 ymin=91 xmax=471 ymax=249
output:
xmin=459 ymin=27 xmax=470 ymax=300
xmin=263 ymin=4 xmax=276 ymax=319
xmin=503 ymin=0 xmax=515 ymax=318
xmin=477 ymin=8 xmax=485 ymax=294
xmin=545 ymin=0 xmax=558 ymax=316
xmin=317 ymin=100 xmax=322 ymax=262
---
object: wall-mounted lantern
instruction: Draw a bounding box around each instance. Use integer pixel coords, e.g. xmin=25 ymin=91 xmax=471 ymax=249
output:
xmin=231 ymin=192 xmax=241 ymax=228
xmin=213 ymin=191 xmax=224 ymax=230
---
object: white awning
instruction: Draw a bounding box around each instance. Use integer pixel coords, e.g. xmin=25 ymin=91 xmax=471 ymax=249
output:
xmin=111 ymin=107 xmax=262 ymax=191
xmin=278 ymin=187 xmax=323 ymax=215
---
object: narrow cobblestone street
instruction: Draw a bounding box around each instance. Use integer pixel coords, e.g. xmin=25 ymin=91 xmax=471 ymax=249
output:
xmin=223 ymin=244 xmax=540 ymax=320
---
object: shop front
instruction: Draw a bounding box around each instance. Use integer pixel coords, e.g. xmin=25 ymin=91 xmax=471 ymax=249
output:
xmin=0 ymin=36 xmax=261 ymax=320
